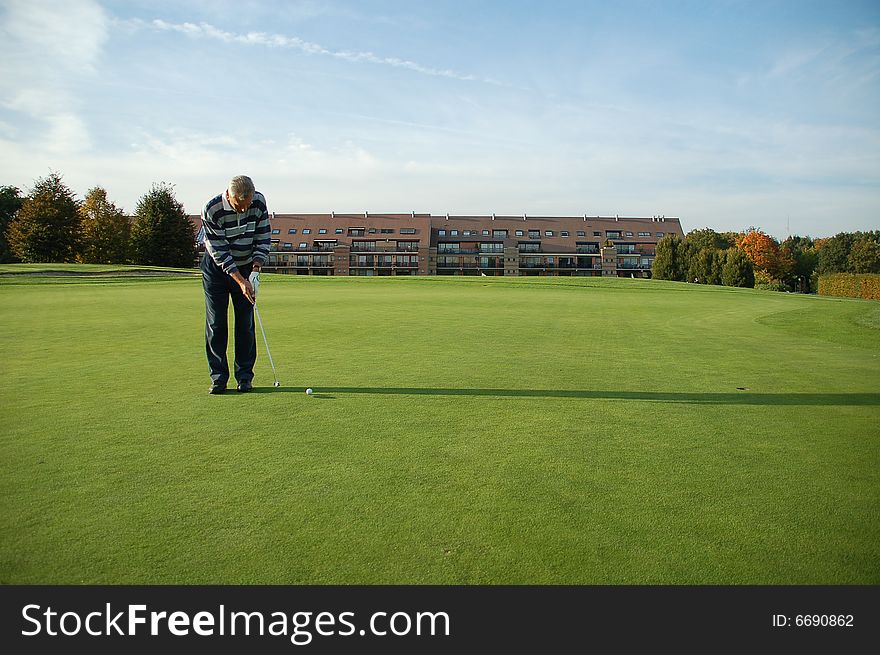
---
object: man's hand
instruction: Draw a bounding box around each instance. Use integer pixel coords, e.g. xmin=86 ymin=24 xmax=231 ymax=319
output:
xmin=240 ymin=279 xmax=255 ymax=304
xmin=231 ymin=271 xmax=255 ymax=305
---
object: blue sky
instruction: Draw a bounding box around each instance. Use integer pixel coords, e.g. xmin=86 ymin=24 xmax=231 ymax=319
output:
xmin=1 ymin=0 xmax=878 ymax=238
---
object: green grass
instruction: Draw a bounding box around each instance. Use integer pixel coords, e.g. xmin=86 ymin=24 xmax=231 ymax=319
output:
xmin=1 ymin=267 xmax=878 ymax=584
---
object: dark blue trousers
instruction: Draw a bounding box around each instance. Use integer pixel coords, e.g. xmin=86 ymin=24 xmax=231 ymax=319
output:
xmin=202 ymin=256 xmax=256 ymax=385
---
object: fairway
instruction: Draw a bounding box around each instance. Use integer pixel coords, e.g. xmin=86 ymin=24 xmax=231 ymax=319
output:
xmin=1 ymin=270 xmax=878 ymax=584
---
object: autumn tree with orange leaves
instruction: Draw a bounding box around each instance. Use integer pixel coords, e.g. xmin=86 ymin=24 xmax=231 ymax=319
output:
xmin=736 ymin=227 xmax=794 ymax=283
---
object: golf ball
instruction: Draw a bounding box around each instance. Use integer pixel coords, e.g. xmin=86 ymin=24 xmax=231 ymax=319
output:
xmin=305 ymin=388 xmax=313 ymax=395
xmin=274 ymin=381 xmax=280 ymax=388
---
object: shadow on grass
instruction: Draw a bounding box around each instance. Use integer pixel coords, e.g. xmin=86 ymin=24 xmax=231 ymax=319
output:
xmin=254 ymin=387 xmax=880 ymax=406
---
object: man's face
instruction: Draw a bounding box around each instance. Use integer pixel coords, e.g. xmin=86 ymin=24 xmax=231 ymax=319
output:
xmin=228 ymin=191 xmax=253 ymax=213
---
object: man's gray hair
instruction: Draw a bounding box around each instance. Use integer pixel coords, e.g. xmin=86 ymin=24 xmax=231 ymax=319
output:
xmin=228 ymin=175 xmax=255 ymax=199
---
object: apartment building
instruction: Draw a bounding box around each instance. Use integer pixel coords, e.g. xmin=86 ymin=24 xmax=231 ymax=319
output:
xmin=195 ymin=213 xmax=684 ymax=277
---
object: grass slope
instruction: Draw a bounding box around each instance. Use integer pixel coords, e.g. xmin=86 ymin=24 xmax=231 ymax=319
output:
xmin=1 ymin=270 xmax=878 ymax=584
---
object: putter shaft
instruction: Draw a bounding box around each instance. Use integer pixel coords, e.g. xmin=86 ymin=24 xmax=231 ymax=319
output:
xmin=254 ymin=304 xmax=279 ymax=385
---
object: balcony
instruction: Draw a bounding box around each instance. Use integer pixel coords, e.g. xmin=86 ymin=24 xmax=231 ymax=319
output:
xmin=436 ymin=262 xmax=479 ymax=269
xmin=438 ymin=248 xmax=479 ymax=254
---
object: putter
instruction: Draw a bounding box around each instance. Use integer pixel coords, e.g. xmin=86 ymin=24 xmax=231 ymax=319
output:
xmin=249 ymin=271 xmax=280 ymax=388
xmin=254 ymin=304 xmax=280 ymax=388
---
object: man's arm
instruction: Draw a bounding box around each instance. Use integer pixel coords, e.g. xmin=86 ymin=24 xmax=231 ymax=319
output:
xmin=201 ymin=197 xmax=239 ymax=277
xmin=202 ymin=197 xmax=254 ymax=303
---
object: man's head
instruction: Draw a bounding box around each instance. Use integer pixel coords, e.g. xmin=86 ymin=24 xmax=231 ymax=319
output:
xmin=227 ymin=175 xmax=255 ymax=213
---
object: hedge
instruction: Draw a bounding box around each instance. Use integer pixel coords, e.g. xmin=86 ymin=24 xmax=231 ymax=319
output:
xmin=818 ymin=273 xmax=880 ymax=301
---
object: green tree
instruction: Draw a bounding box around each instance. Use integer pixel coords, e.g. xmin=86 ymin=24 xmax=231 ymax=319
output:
xmin=7 ymin=172 xmax=80 ymax=263
xmin=78 ymin=187 xmax=130 ymax=264
xmin=688 ymin=248 xmax=723 ymax=285
xmin=686 ymin=227 xmax=734 ymax=252
xmin=782 ymin=235 xmax=818 ymax=292
xmin=721 ymin=248 xmax=754 ymax=288
xmin=816 ymin=232 xmax=856 ymax=274
xmin=0 ymin=185 xmax=24 ymax=263
xmin=653 ymin=234 xmax=687 ymax=281
xmin=130 ymin=182 xmax=197 ymax=268
xmin=848 ymin=237 xmax=880 ymax=274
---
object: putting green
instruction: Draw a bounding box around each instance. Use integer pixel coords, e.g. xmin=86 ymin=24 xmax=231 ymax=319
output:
xmin=1 ymin=269 xmax=878 ymax=583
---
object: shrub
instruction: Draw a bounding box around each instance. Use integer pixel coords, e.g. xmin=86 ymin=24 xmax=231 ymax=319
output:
xmin=818 ymin=274 xmax=880 ymax=301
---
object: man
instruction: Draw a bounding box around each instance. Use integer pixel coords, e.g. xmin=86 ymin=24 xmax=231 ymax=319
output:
xmin=201 ymin=175 xmax=271 ymax=394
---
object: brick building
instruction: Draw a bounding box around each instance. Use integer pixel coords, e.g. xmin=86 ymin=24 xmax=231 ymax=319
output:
xmin=194 ymin=213 xmax=684 ymax=277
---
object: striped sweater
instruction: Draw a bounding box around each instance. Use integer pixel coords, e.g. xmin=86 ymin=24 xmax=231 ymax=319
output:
xmin=201 ymin=191 xmax=271 ymax=275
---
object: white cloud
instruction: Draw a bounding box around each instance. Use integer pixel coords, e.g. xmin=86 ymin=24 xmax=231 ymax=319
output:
xmin=138 ymin=18 xmax=498 ymax=84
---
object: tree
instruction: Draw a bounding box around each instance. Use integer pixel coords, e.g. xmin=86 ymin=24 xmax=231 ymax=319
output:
xmin=736 ymin=227 xmax=792 ymax=282
xmin=816 ymin=232 xmax=856 ymax=274
xmin=782 ymin=235 xmax=818 ymax=292
xmin=848 ymin=237 xmax=880 ymax=274
xmin=0 ymin=185 xmax=24 ymax=263
xmin=688 ymin=248 xmax=723 ymax=285
xmin=78 ymin=187 xmax=130 ymax=264
xmin=7 ymin=172 xmax=80 ymax=263
xmin=130 ymin=182 xmax=197 ymax=268
xmin=686 ymin=227 xmax=734 ymax=252
xmin=652 ymin=234 xmax=687 ymax=281
xmin=721 ymin=248 xmax=754 ymax=288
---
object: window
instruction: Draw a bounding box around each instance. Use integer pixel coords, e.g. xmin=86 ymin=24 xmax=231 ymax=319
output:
xmin=593 ymin=231 xmax=601 ymax=236
xmin=299 ymin=242 xmax=307 ymax=249
xmin=561 ymin=231 xmax=569 ymax=237
xmin=438 ymin=230 xmax=446 ymax=236
xmin=271 ymin=229 xmax=280 ymax=235
xmin=303 ymin=229 xmax=311 ymax=235
xmin=577 ymin=231 xmax=586 ymax=237
xmin=380 ymin=228 xmax=394 ymax=234
xmin=528 ymin=230 xmax=540 ymax=239
xmin=482 ymin=230 xmax=490 ymax=236
xmin=656 ymin=232 xmax=665 ymax=237
xmin=319 ymin=229 xmax=327 ymax=234
xmin=349 ymin=228 xmax=365 ymax=236
xmin=493 ymin=230 xmax=508 ymax=238
xmin=606 ymin=231 xmax=621 ymax=238
xmin=288 ymin=229 xmax=297 ymax=234
xmin=638 ymin=232 xmax=651 ymax=237
xmin=400 ymin=228 xmax=416 ymax=234
xmin=515 ymin=230 xmax=524 ymax=236
xmin=451 ymin=230 xmax=459 ymax=236
xmin=283 ymin=242 xmax=292 ymax=249
xmin=545 ymin=231 xmax=554 ymax=237
xmin=368 ymin=228 xmax=377 ymax=234
xmin=335 ymin=228 xmax=343 ymax=234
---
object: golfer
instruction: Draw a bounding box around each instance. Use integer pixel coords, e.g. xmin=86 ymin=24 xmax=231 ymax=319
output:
xmin=200 ymin=175 xmax=271 ymax=394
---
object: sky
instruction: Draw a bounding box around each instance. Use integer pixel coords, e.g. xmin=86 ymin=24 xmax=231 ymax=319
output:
xmin=0 ymin=0 xmax=878 ymax=239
